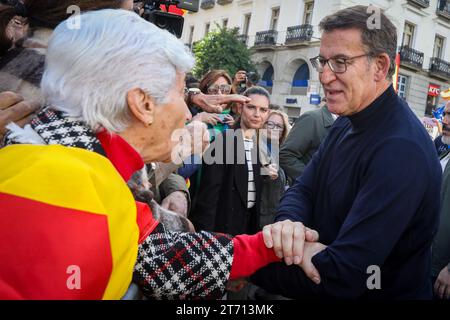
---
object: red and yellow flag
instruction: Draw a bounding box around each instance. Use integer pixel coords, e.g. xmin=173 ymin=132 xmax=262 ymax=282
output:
xmin=0 ymin=144 xmax=139 ymax=299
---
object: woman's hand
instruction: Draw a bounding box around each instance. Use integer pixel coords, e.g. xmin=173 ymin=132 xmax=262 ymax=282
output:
xmin=265 ymin=164 xmax=279 ymax=180
xmin=192 ymin=112 xmax=222 ymax=126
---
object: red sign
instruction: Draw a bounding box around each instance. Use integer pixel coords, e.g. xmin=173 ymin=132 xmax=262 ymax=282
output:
xmin=428 ymin=84 xmax=441 ymax=97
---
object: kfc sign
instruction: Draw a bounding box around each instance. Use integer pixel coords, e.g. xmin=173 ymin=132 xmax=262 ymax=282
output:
xmin=428 ymin=84 xmax=441 ymax=97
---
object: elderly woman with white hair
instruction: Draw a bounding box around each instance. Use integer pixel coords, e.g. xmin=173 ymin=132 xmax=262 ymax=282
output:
xmin=0 ymin=9 xmax=291 ymax=300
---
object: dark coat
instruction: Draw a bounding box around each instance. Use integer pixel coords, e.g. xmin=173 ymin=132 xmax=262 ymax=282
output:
xmin=280 ymin=106 xmax=334 ymax=184
xmin=190 ymin=128 xmax=262 ymax=235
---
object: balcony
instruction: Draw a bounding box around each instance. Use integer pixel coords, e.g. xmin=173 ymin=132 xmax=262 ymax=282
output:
xmin=399 ymin=46 xmax=424 ymax=70
xmin=217 ymin=0 xmax=233 ymax=5
xmin=237 ymin=34 xmax=248 ymax=45
xmin=285 ymin=24 xmax=313 ymax=44
xmin=200 ymin=0 xmax=215 ymax=10
xmin=254 ymin=30 xmax=278 ymax=47
xmin=429 ymin=57 xmax=450 ymax=80
xmin=406 ymin=0 xmax=430 ymax=8
xmin=437 ymin=0 xmax=450 ymax=20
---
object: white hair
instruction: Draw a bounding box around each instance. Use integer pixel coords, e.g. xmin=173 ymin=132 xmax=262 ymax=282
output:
xmin=41 ymin=9 xmax=195 ymax=132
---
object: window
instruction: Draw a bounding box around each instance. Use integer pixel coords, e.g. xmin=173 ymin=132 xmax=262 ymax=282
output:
xmin=188 ymin=26 xmax=194 ymax=45
xmin=204 ymin=22 xmax=210 ymax=37
xmin=243 ymin=13 xmax=251 ymax=36
xmin=303 ymin=1 xmax=314 ymax=25
xmin=270 ymin=7 xmax=280 ymax=30
xmin=223 ymin=18 xmax=228 ymax=29
xmin=433 ymin=35 xmax=445 ymax=58
xmin=402 ymin=22 xmax=415 ymax=47
xmin=397 ymin=74 xmax=409 ymax=100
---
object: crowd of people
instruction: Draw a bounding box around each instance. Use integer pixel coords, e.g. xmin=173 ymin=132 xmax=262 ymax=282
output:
xmin=0 ymin=1 xmax=449 ymax=300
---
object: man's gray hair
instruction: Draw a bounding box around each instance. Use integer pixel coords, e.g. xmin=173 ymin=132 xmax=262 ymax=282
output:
xmin=41 ymin=9 xmax=195 ymax=132
xmin=319 ymin=5 xmax=397 ymax=78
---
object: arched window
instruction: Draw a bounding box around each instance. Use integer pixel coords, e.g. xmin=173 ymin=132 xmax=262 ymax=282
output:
xmin=260 ymin=65 xmax=274 ymax=87
xmin=292 ymin=63 xmax=310 ymax=87
xmin=291 ymin=63 xmax=310 ymax=95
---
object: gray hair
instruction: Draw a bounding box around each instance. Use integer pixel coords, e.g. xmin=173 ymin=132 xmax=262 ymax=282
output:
xmin=41 ymin=9 xmax=195 ymax=132
xmin=319 ymin=5 xmax=397 ymax=78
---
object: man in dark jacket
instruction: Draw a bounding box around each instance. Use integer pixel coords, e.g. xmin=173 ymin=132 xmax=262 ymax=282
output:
xmin=280 ymin=105 xmax=335 ymax=184
xmin=251 ymin=5 xmax=442 ymax=299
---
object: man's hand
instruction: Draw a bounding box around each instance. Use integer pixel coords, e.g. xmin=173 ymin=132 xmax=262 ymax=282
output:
xmin=161 ymin=191 xmax=188 ymax=217
xmin=0 ymin=91 xmax=39 ymax=139
xmin=262 ymin=220 xmax=319 ymax=265
xmin=190 ymin=93 xmax=250 ymax=114
xmin=298 ymin=242 xmax=326 ymax=285
xmin=434 ymin=266 xmax=450 ymax=299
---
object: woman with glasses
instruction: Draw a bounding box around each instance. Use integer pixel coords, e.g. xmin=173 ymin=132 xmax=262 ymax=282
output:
xmin=191 ymin=69 xmax=235 ymax=128
xmin=259 ymin=109 xmax=290 ymax=229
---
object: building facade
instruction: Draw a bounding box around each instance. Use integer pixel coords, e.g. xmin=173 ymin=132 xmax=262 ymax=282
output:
xmin=183 ymin=0 xmax=450 ymax=119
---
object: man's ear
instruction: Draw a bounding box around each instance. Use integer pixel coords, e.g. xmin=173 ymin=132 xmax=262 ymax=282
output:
xmin=373 ymin=53 xmax=391 ymax=82
xmin=126 ymin=88 xmax=155 ymax=126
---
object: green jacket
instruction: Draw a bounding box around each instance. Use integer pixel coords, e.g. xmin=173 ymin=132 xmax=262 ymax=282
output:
xmin=432 ymin=151 xmax=450 ymax=277
xmin=280 ymin=106 xmax=335 ymax=184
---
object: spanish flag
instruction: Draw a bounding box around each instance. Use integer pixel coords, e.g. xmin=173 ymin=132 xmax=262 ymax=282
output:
xmin=0 ymin=144 xmax=139 ymax=299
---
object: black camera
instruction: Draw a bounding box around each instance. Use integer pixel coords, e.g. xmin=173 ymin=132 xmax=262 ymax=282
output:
xmin=246 ymin=71 xmax=259 ymax=84
xmin=135 ymin=1 xmax=199 ymax=38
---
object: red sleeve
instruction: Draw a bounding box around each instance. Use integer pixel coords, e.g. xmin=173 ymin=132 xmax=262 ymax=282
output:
xmin=230 ymin=232 xmax=280 ymax=279
xmin=135 ymin=201 xmax=159 ymax=244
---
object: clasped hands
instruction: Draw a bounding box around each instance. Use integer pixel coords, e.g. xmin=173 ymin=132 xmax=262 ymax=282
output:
xmin=263 ymin=220 xmax=326 ymax=285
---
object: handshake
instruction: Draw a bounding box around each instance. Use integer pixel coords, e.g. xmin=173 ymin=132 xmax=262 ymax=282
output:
xmin=262 ymin=220 xmax=325 ymax=285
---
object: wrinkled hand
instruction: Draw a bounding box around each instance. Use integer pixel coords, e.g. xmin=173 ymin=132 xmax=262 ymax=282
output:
xmin=161 ymin=191 xmax=188 ymax=217
xmin=0 ymin=91 xmax=39 ymax=139
xmin=434 ymin=266 xmax=450 ymax=299
xmin=191 ymin=93 xmax=250 ymax=113
xmin=299 ymin=241 xmax=326 ymax=285
xmin=262 ymin=220 xmax=319 ymax=265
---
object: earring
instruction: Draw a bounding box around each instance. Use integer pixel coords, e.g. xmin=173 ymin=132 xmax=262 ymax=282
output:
xmin=148 ymin=120 xmax=153 ymax=126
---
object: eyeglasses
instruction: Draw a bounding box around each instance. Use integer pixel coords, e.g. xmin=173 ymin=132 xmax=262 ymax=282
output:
xmin=310 ymin=53 xmax=372 ymax=74
xmin=207 ymin=84 xmax=232 ymax=95
xmin=266 ymin=121 xmax=284 ymax=131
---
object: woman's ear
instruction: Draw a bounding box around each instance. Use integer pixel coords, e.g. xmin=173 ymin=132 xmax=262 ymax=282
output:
xmin=374 ymin=53 xmax=391 ymax=82
xmin=126 ymin=88 xmax=155 ymax=126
